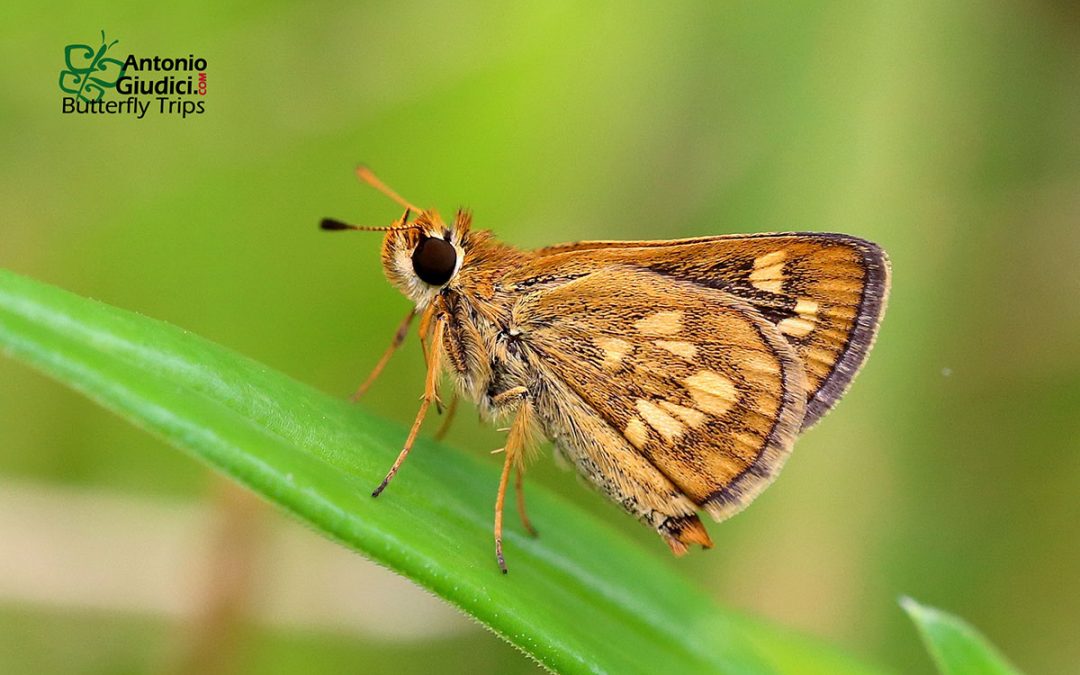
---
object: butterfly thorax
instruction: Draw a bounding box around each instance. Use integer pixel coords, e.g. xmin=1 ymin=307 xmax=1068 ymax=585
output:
xmin=436 ymin=232 xmax=535 ymax=421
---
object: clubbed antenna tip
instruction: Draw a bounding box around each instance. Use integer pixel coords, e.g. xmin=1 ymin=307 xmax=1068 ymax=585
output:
xmin=320 ymin=218 xmax=356 ymax=231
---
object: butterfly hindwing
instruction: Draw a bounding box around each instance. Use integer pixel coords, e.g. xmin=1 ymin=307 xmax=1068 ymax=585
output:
xmin=511 ymin=267 xmax=807 ymax=522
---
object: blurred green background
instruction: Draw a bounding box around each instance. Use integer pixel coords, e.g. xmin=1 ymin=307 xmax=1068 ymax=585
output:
xmin=2 ymin=2 xmax=1078 ymax=673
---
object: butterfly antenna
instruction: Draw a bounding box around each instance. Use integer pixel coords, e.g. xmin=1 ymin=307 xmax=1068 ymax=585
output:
xmin=355 ymin=165 xmax=424 ymax=213
xmin=320 ymin=209 xmax=419 ymax=233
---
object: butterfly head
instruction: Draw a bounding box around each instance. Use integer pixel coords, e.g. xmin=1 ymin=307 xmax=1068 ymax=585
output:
xmin=320 ymin=208 xmax=471 ymax=309
xmin=382 ymin=210 xmax=471 ymax=307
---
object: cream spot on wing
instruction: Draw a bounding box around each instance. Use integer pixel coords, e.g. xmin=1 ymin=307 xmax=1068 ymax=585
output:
xmin=684 ymin=370 xmax=738 ymax=416
xmin=654 ymin=340 xmax=697 ymax=359
xmin=636 ymin=399 xmax=685 ymax=441
xmin=733 ymin=432 xmax=763 ymax=461
xmin=776 ymin=298 xmax=820 ymax=338
xmin=624 ymin=416 xmax=649 ymax=449
xmin=777 ymin=316 xmax=815 ymax=338
xmin=658 ymin=401 xmax=707 ymax=429
xmin=745 ymin=352 xmax=780 ymax=377
xmin=635 ymin=311 xmax=683 ymax=336
xmin=750 ymin=250 xmax=787 ymax=293
xmin=755 ymin=250 xmax=787 ymax=267
xmin=795 ymin=299 xmax=819 ymax=317
xmin=595 ymin=337 xmax=632 ymax=369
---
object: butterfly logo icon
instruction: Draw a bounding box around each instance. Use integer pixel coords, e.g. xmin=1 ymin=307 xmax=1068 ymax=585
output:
xmin=59 ymin=30 xmax=127 ymax=102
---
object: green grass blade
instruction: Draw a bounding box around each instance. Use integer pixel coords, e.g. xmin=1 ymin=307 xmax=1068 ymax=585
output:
xmin=0 ymin=267 xmax=886 ymax=674
xmin=901 ymin=597 xmax=1022 ymax=675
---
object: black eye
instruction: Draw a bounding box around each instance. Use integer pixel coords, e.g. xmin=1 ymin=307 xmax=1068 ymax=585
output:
xmin=411 ymin=235 xmax=457 ymax=286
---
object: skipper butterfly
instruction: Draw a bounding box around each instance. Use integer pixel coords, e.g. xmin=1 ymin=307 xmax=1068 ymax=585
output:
xmin=322 ymin=167 xmax=890 ymax=572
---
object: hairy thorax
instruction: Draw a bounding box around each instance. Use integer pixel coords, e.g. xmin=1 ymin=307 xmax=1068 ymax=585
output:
xmin=440 ymin=274 xmax=534 ymax=425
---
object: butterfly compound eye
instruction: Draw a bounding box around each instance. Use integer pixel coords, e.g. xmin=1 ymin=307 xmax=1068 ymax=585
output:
xmin=411 ymin=236 xmax=457 ymax=286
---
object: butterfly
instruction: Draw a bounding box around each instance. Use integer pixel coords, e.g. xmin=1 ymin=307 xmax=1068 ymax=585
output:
xmin=322 ymin=167 xmax=890 ymax=572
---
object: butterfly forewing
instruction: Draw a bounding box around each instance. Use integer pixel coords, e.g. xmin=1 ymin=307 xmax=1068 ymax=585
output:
xmin=511 ymin=267 xmax=807 ymax=522
xmin=533 ymin=233 xmax=890 ymax=429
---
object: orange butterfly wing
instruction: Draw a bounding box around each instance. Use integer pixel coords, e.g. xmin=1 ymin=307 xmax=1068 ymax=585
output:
xmin=530 ymin=233 xmax=890 ymax=429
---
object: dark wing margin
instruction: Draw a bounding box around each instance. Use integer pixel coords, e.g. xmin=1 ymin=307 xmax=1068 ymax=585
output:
xmin=796 ymin=235 xmax=889 ymax=429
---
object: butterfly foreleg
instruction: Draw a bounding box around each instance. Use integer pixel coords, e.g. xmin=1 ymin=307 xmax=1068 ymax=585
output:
xmin=418 ymin=305 xmax=450 ymax=413
xmin=371 ymin=309 xmax=445 ymax=498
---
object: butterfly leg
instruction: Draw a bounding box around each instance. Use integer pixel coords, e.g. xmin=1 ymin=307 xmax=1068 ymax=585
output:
xmin=350 ymin=307 xmax=416 ymax=402
xmin=371 ymin=313 xmax=444 ymax=497
xmin=514 ymin=463 xmax=538 ymax=537
xmin=417 ymin=305 xmax=433 ymax=366
xmin=432 ymin=393 xmax=459 ymax=441
xmin=494 ymin=394 xmax=535 ymax=573
xmin=418 ymin=308 xmax=449 ymax=414
xmin=490 ymin=386 xmax=537 ymax=534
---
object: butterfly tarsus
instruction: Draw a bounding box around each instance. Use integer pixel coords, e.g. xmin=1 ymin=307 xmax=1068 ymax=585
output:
xmin=495 ymin=445 xmax=512 ymax=574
